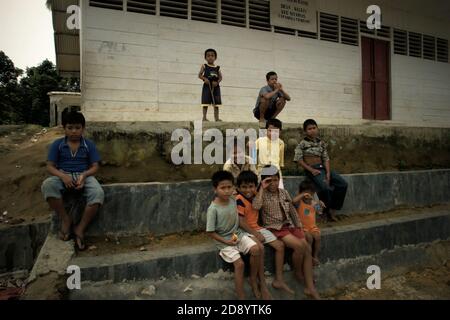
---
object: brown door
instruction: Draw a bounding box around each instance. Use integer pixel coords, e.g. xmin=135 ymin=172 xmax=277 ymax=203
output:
xmin=361 ymin=37 xmax=390 ymax=120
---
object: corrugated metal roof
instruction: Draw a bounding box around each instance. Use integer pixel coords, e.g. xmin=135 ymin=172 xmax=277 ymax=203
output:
xmin=50 ymin=0 xmax=80 ymax=77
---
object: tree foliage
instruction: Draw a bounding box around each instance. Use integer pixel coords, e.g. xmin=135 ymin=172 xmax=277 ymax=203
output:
xmin=0 ymin=51 xmax=79 ymax=126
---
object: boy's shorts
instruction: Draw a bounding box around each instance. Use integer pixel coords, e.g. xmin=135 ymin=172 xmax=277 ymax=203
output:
xmin=257 ymin=228 xmax=278 ymax=244
xmin=41 ymin=173 xmax=104 ymax=206
xmin=253 ymin=99 xmax=278 ymax=120
xmin=219 ymin=234 xmax=257 ymax=263
xmin=269 ymin=225 xmax=305 ymax=240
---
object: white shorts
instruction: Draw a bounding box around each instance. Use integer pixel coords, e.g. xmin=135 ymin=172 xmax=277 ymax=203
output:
xmin=219 ymin=235 xmax=257 ymax=263
xmin=257 ymin=228 xmax=277 ymax=244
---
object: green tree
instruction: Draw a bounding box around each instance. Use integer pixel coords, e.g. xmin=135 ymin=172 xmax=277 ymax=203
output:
xmin=19 ymin=59 xmax=66 ymax=126
xmin=0 ymin=51 xmax=23 ymax=124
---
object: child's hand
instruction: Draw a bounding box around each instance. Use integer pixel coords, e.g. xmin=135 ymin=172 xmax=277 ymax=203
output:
xmin=255 ymin=233 xmax=265 ymax=243
xmin=212 ymin=81 xmax=218 ymax=87
xmin=203 ymin=78 xmax=210 ymax=85
xmin=310 ymin=169 xmax=321 ymax=176
xmin=75 ymin=174 xmax=86 ymax=190
xmin=62 ymin=174 xmax=75 ymax=189
xmin=261 ymin=177 xmax=272 ymax=189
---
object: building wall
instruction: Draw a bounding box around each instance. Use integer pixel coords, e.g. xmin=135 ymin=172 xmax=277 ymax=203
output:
xmin=80 ymin=0 xmax=450 ymax=127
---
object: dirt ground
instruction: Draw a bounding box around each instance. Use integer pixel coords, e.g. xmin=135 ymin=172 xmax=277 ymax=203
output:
xmin=323 ymin=243 xmax=450 ymax=300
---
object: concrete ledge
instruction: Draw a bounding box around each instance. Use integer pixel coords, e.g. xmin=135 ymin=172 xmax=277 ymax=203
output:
xmin=0 ymin=222 xmax=50 ymax=273
xmin=71 ymin=210 xmax=450 ymax=283
xmin=82 ymin=169 xmax=450 ymax=236
xmin=68 ymin=240 xmax=450 ymax=300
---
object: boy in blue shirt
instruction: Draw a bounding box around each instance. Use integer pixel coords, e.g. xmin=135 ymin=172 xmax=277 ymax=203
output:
xmin=41 ymin=111 xmax=104 ymax=250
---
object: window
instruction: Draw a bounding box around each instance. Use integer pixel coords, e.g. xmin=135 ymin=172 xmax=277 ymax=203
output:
xmin=192 ymin=0 xmax=217 ymax=23
xmin=408 ymin=32 xmax=422 ymax=58
xmin=393 ymin=29 xmax=407 ymax=55
xmin=249 ymin=0 xmax=270 ymax=31
xmin=298 ymin=30 xmax=317 ymax=39
xmin=274 ymin=26 xmax=295 ymax=35
xmin=320 ymin=12 xmax=339 ymax=43
xmin=160 ymin=0 xmax=188 ymax=19
xmin=437 ymin=38 xmax=449 ymax=63
xmin=127 ymin=0 xmax=156 ymax=15
xmin=340 ymin=17 xmax=358 ymax=46
xmin=376 ymin=25 xmax=390 ymax=39
xmin=90 ymin=0 xmax=123 ymax=10
xmin=221 ymin=0 xmax=246 ymax=27
xmin=423 ymin=35 xmax=436 ymax=60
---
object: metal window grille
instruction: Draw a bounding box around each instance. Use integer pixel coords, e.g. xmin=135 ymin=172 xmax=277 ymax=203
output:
xmin=408 ymin=32 xmax=422 ymax=58
xmin=437 ymin=38 xmax=448 ymax=63
xmin=127 ymin=0 xmax=156 ymax=15
xmin=192 ymin=0 xmax=217 ymax=23
xmin=249 ymin=0 xmax=270 ymax=31
xmin=160 ymin=0 xmax=188 ymax=19
xmin=90 ymin=0 xmax=123 ymax=10
xmin=393 ymin=29 xmax=407 ymax=55
xmin=340 ymin=17 xmax=358 ymax=46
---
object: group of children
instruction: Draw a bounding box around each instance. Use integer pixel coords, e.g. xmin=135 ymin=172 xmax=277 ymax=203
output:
xmin=199 ymin=48 xmax=290 ymax=127
xmin=211 ymin=117 xmax=348 ymax=299
xmin=40 ymin=47 xmax=347 ymax=299
xmin=207 ymin=166 xmax=323 ymax=300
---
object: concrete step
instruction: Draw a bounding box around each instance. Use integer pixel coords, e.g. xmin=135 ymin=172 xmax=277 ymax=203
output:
xmin=69 ymin=239 xmax=450 ymax=300
xmin=55 ymin=169 xmax=450 ymax=237
xmin=70 ymin=210 xmax=450 ymax=284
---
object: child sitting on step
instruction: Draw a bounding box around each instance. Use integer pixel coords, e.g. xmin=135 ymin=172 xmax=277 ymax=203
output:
xmin=206 ymin=170 xmax=271 ymax=300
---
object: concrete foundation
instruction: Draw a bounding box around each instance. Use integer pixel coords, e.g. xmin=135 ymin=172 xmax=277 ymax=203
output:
xmin=0 ymin=222 xmax=49 ymax=273
xmin=75 ymin=169 xmax=450 ymax=237
xmin=70 ymin=210 xmax=450 ymax=283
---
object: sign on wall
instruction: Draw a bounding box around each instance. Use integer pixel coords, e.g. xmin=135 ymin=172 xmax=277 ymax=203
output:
xmin=270 ymin=0 xmax=317 ymax=33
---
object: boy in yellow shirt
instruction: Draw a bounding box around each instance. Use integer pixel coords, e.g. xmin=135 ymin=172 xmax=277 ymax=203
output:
xmin=255 ymin=119 xmax=285 ymax=188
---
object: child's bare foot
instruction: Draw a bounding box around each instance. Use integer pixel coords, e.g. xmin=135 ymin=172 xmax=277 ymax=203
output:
xmin=312 ymin=257 xmax=320 ymax=266
xmin=272 ymin=280 xmax=295 ymax=295
xmin=202 ymin=118 xmax=209 ymax=122
xmin=260 ymin=286 xmax=272 ymax=300
xmin=304 ymin=288 xmax=320 ymax=300
xmin=250 ymin=281 xmax=261 ymax=299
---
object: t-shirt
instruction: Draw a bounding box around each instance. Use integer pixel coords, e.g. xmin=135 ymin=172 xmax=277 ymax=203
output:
xmin=296 ymin=200 xmax=319 ymax=233
xmin=236 ymin=193 xmax=262 ymax=231
xmin=47 ymin=136 xmax=101 ymax=173
xmin=206 ymin=198 xmax=245 ymax=249
xmin=255 ymin=136 xmax=285 ymax=173
xmin=254 ymin=85 xmax=284 ymax=109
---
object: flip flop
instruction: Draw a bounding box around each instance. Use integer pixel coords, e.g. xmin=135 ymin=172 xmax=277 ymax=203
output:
xmin=75 ymin=234 xmax=86 ymax=251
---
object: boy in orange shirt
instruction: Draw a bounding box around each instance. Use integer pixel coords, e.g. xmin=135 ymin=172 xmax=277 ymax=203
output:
xmin=293 ymin=179 xmax=325 ymax=266
xmin=236 ymin=170 xmax=294 ymax=295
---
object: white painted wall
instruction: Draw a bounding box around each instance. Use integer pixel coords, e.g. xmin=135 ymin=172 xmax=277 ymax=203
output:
xmin=80 ymin=0 xmax=450 ymax=127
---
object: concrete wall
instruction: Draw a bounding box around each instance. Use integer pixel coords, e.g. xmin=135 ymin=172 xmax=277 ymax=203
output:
xmin=79 ymin=0 xmax=450 ymax=127
xmin=72 ymin=210 xmax=450 ymax=283
xmin=0 ymin=222 xmax=49 ymax=273
xmin=79 ymin=169 xmax=450 ymax=237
